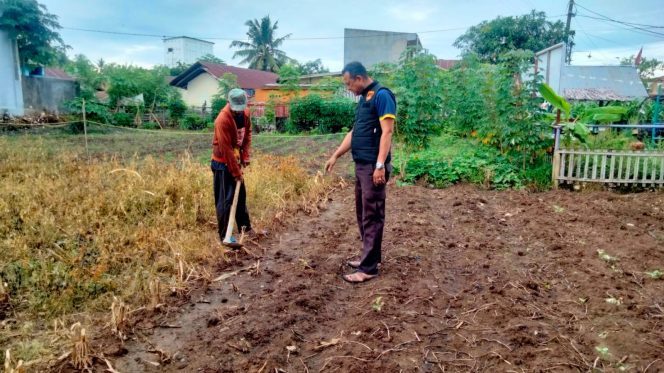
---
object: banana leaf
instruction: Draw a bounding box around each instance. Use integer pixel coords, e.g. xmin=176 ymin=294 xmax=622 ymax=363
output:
xmin=538 ymin=83 xmax=570 ymax=118
xmin=592 ymin=113 xmax=623 ymax=124
xmin=583 ymin=106 xmax=628 ymax=116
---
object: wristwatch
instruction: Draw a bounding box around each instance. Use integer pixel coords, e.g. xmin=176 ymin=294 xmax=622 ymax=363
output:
xmin=375 ymin=162 xmax=385 ymax=170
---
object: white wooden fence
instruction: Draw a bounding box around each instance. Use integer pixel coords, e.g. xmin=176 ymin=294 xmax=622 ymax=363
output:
xmin=554 ymin=149 xmax=664 ymax=186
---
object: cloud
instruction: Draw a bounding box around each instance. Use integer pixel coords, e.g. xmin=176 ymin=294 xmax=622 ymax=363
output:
xmin=572 ymin=40 xmax=664 ymax=66
xmin=387 ymin=5 xmax=432 ymax=22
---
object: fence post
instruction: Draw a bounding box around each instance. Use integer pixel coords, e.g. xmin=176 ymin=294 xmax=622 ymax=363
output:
xmin=551 ymin=122 xmax=562 ymax=190
xmin=82 ymin=98 xmax=89 ymax=161
xmin=653 ymin=84 xmax=662 ymax=146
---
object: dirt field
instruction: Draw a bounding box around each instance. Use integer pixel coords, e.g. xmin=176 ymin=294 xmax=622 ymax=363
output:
xmin=67 ymin=182 xmax=661 ymax=373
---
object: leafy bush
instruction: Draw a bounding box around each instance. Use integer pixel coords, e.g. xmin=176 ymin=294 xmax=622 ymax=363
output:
xmin=288 ymin=94 xmax=355 ymax=133
xmin=112 ymin=112 xmax=134 ymax=127
xmin=442 ymin=51 xmax=549 ymax=163
xmin=395 ymin=134 xmax=533 ymax=190
xmin=142 ymin=121 xmax=161 ymax=130
xmin=392 ymin=51 xmax=444 ymax=149
xmin=210 ymin=96 xmax=227 ymax=121
xmin=180 ymin=114 xmax=207 ymax=131
xmin=168 ymin=96 xmax=187 ymax=125
xmin=63 ymin=97 xmax=111 ymax=124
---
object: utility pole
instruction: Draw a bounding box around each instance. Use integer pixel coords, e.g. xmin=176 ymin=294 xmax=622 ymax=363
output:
xmin=564 ymin=0 xmax=575 ymax=64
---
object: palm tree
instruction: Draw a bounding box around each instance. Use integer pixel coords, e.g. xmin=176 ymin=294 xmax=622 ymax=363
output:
xmin=230 ymin=16 xmax=291 ymax=72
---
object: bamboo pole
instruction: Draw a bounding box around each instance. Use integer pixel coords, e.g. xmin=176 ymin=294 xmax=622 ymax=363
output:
xmin=551 ymin=124 xmax=561 ymax=189
xmin=82 ymin=99 xmax=89 ymax=162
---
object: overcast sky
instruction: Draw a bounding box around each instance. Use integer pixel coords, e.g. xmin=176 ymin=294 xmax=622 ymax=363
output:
xmin=39 ymin=0 xmax=664 ymax=71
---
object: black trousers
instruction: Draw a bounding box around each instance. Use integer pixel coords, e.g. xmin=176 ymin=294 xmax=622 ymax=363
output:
xmin=354 ymin=163 xmax=390 ymax=275
xmin=212 ymin=165 xmax=251 ymax=242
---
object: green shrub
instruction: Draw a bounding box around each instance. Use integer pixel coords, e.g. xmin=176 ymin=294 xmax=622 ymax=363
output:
xmin=142 ymin=121 xmax=161 ymax=130
xmin=395 ymin=134 xmax=535 ymax=190
xmin=210 ymin=96 xmax=227 ymax=121
xmin=168 ymin=96 xmax=187 ymax=125
xmin=112 ymin=112 xmax=134 ymax=127
xmin=519 ymin=161 xmax=552 ymax=191
xmin=63 ymin=97 xmax=111 ymax=124
xmin=288 ymin=94 xmax=355 ymax=133
xmin=180 ymin=114 xmax=207 ymax=131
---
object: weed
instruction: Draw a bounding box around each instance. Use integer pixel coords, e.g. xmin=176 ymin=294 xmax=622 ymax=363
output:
xmin=645 ymin=269 xmax=663 ymax=280
xmin=595 ymin=345 xmax=611 ymax=359
xmin=597 ymin=249 xmax=618 ymax=263
xmin=372 ymin=296 xmax=384 ymax=312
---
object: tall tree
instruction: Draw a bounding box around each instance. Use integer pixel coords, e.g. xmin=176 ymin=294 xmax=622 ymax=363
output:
xmin=0 ymin=0 xmax=68 ymax=70
xmin=277 ymin=64 xmax=301 ymax=92
xmin=230 ymin=15 xmax=291 ymax=72
xmin=295 ymin=59 xmax=329 ymax=75
xmin=454 ymin=10 xmax=571 ymax=64
xmin=199 ymin=53 xmax=225 ymax=65
xmin=64 ymin=54 xmax=104 ymax=99
xmin=620 ymin=55 xmax=663 ymax=81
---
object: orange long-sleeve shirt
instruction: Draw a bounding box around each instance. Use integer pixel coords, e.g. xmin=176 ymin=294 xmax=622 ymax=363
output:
xmin=211 ymin=104 xmax=252 ymax=178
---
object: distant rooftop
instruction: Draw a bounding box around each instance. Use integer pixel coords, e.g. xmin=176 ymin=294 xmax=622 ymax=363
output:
xmin=170 ymin=61 xmax=278 ymax=90
xmin=163 ymin=36 xmax=214 ymax=45
xmin=560 ymin=65 xmax=647 ymax=101
xmin=436 ymin=59 xmax=460 ymax=70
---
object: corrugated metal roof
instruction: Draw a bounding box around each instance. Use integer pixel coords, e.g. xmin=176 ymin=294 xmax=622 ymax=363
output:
xmin=559 ymin=65 xmax=647 ymax=100
xmin=563 ymin=88 xmax=627 ymax=101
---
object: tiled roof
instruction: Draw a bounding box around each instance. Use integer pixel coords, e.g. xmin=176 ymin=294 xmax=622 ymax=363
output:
xmin=436 ymin=59 xmax=459 ymax=69
xmin=44 ymin=68 xmax=74 ymax=80
xmin=170 ymin=62 xmax=278 ymax=90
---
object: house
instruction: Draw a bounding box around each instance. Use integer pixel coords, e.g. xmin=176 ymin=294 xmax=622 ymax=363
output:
xmin=299 ymin=72 xmax=342 ymax=85
xmin=436 ymin=59 xmax=460 ymax=70
xmin=344 ymin=28 xmax=422 ymax=69
xmin=534 ymin=43 xmax=647 ymax=101
xmin=648 ymin=75 xmax=664 ymax=97
xmin=169 ymin=61 xmax=278 ymax=107
xmin=0 ymin=30 xmax=24 ymax=116
xmin=164 ymin=36 xmax=214 ymax=68
xmin=22 ymin=67 xmax=77 ymax=114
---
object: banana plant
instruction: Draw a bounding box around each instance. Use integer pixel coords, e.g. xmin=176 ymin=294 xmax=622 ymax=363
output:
xmin=538 ymin=83 xmax=589 ymax=144
xmin=578 ymin=106 xmax=628 ymax=124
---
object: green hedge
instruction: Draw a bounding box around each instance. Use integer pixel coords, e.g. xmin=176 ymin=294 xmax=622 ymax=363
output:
xmin=287 ymin=94 xmax=355 ymax=133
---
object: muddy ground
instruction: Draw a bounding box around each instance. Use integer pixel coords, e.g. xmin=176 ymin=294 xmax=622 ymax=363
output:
xmin=86 ymin=184 xmax=663 ymax=372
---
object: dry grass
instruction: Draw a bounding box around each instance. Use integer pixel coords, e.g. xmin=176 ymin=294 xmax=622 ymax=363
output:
xmin=0 ymin=136 xmax=334 ymax=366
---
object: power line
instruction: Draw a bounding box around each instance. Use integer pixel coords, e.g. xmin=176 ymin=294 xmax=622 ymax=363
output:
xmin=577 ymin=29 xmax=623 ymax=46
xmin=62 ymin=15 xmax=568 ymax=42
xmin=62 ymin=26 xmax=469 ymax=41
xmin=574 ymin=2 xmax=664 ymax=29
xmin=576 ymin=14 xmax=664 ymax=39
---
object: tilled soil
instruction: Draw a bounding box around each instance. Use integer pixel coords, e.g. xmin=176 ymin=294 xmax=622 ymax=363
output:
xmin=105 ymin=184 xmax=664 ymax=372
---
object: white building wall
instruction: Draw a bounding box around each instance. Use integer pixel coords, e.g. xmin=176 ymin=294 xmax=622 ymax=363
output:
xmin=0 ymin=31 xmax=24 ymax=116
xmin=178 ymin=73 xmax=218 ymax=107
xmin=344 ymin=29 xmax=419 ymax=69
xmin=164 ymin=37 xmax=214 ymax=67
xmin=535 ymin=43 xmax=565 ymax=93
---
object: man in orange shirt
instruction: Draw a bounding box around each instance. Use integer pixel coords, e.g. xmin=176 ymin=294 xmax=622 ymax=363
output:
xmin=211 ymin=88 xmax=253 ymax=245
